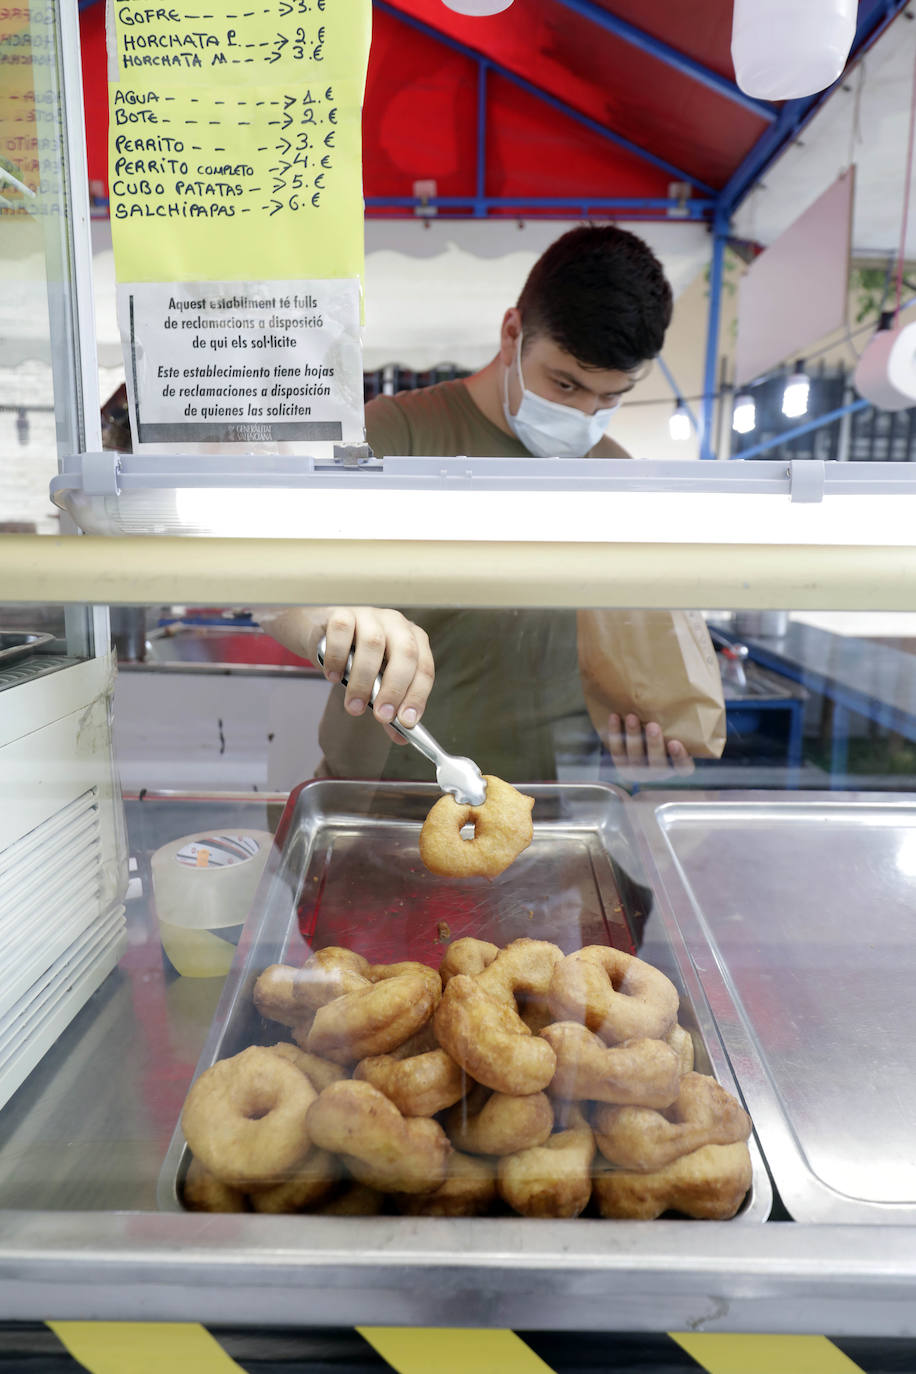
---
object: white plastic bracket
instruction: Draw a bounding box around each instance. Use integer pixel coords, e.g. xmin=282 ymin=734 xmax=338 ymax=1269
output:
xmin=79 ymin=451 xmax=122 ymax=496
xmin=788 ymin=459 xmax=826 ymax=504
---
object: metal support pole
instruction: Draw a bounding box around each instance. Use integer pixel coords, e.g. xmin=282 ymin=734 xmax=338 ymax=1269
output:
xmin=364 ymin=196 xmax=715 ymax=216
xmin=717 ymin=354 xmax=733 ymax=462
xmin=475 ymin=62 xmax=487 ymax=218
xmin=700 ymin=211 xmax=729 ymax=460
xmin=837 ymin=380 xmax=855 ymax=462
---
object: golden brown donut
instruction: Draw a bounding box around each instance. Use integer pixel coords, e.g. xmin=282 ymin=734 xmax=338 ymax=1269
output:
xmin=306 ymin=970 xmax=441 ymax=1065
xmin=373 ymin=961 xmax=444 ymax=994
xmin=550 ymin=1099 xmax=592 ymax=1132
xmin=498 ymin=1124 xmax=595 ymax=1218
xmin=306 ymin=1080 xmax=450 ymax=1194
xmin=248 ymin=1147 xmax=340 ymax=1213
xmin=665 ymin=1022 xmax=695 ymax=1076
xmin=419 ymin=775 xmax=534 ymax=880
xmin=354 ymin=1047 xmax=466 ymax=1117
xmin=548 ymin=946 xmax=679 ymax=1044
xmin=265 ymin=1041 xmax=348 ymax=1093
xmin=474 ymin=937 xmax=563 ymax=1012
xmin=386 ymin=1021 xmax=441 ymax=1060
xmin=182 ymin=1156 xmax=247 ymax=1213
xmin=541 ymin=1022 xmax=681 ymax=1108
xmin=397 ymin=1151 xmax=497 ymax=1217
xmin=446 ymin=1086 xmax=554 ymax=1156
xmin=593 ymin=1072 xmax=751 ymax=1173
xmin=181 ymin=1046 xmax=316 ymax=1188
xmin=434 ymin=973 xmax=557 ymax=1096
xmin=253 ymin=963 xmax=314 ymax=1028
xmin=297 ymin=947 xmax=372 ymax=1008
xmin=439 ymin=937 xmax=500 ymax=986
xmin=592 ymin=1142 xmax=752 ymax=1220
xmin=520 ymin=1003 xmax=556 ymax=1035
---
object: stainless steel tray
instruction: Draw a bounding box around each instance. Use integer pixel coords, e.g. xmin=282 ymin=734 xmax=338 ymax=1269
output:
xmin=157 ymin=780 xmax=771 ymax=1220
xmin=627 ymin=789 xmax=916 ymax=1225
xmin=0 ymin=631 xmax=53 ymax=665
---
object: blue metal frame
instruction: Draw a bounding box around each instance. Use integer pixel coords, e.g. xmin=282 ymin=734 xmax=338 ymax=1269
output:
xmin=476 ymin=61 xmax=488 ymax=218
xmin=699 ymin=210 xmax=729 ymax=459
xmin=549 ymin=0 xmax=777 ymax=123
xmin=364 ymin=196 xmax=713 ymax=217
xmin=729 ymin=397 xmax=870 ymax=461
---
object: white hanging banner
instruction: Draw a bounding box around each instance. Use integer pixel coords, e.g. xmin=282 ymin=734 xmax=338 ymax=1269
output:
xmin=734 ymin=169 xmax=854 ymax=387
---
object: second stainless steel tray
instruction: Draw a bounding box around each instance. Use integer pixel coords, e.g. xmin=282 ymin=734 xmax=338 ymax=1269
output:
xmin=628 ymin=789 xmax=916 ymax=1225
xmin=158 ymin=780 xmax=772 ymax=1221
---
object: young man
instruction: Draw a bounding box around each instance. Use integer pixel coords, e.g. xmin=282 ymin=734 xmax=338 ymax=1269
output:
xmin=266 ymin=224 xmax=694 ymax=782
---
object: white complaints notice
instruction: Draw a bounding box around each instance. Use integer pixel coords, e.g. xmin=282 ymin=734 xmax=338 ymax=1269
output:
xmin=118 ymin=278 xmax=364 ymax=447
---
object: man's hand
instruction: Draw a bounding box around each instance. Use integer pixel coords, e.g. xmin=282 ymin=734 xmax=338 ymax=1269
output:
xmin=261 ymin=606 xmax=434 ymax=744
xmin=606 ymin=712 xmax=695 ymax=781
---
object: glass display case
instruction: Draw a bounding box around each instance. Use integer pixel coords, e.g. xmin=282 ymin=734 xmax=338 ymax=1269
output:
xmin=1 ymin=588 xmax=916 ymax=1333
xmin=4 ymin=0 xmax=916 ymax=1342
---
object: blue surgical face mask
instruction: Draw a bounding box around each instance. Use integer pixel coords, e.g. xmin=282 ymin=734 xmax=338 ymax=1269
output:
xmin=502 ymin=336 xmax=623 ymax=459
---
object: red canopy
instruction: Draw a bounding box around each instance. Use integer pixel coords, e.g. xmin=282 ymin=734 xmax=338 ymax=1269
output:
xmin=78 ymin=0 xmax=901 ymax=219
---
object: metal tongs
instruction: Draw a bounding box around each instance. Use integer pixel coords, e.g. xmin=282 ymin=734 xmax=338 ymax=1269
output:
xmin=316 ymin=635 xmax=487 ymax=806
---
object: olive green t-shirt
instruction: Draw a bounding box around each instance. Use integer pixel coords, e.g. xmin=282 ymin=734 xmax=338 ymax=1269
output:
xmin=317 ymin=380 xmax=593 ymax=784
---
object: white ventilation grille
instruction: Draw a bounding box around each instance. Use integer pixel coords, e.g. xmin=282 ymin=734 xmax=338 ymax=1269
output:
xmin=0 ymin=787 xmax=126 ymax=1107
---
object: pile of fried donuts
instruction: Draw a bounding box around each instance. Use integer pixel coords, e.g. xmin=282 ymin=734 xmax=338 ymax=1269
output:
xmin=180 ymin=937 xmax=753 ymax=1220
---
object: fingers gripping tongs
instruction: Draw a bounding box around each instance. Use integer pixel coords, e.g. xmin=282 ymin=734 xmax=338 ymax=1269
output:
xmin=316 ymin=635 xmax=487 ymax=806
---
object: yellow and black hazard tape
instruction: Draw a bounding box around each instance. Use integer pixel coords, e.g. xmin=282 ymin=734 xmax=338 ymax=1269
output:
xmin=9 ymin=1322 xmax=904 ymax=1373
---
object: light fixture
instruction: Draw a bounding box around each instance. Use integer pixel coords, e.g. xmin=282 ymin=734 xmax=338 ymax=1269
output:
xmin=732 ymin=392 xmax=756 ymax=434
xmin=441 ymin=0 xmax=513 ymax=13
xmin=781 ymin=364 xmax=810 ymax=420
xmin=668 ymin=402 xmax=691 ymax=442
xmin=731 ymin=0 xmax=855 ymax=100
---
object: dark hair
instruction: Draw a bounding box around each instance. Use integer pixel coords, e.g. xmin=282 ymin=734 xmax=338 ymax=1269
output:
xmin=517 ymin=224 xmax=673 ymax=373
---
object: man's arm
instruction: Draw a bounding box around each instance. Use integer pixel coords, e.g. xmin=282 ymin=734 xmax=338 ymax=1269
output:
xmin=259 ymin=606 xmax=434 ymax=743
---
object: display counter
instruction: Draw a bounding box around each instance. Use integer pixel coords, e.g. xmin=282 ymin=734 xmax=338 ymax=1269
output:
xmin=2 ymin=786 xmax=915 ymax=1334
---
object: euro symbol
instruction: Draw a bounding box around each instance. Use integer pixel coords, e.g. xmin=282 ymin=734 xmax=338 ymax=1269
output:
xmin=314 ymin=172 xmax=325 ymax=189
xmin=312 ymin=43 xmax=323 ymax=59
xmin=328 ymin=107 xmax=337 ymax=124
xmin=321 ymin=154 xmax=331 ymax=168
xmin=324 ymin=130 xmax=335 ymax=147
xmin=325 ymin=85 xmax=334 ymax=100
xmin=317 ymin=25 xmax=325 ymax=40
xmin=312 ymin=191 xmax=321 ymax=207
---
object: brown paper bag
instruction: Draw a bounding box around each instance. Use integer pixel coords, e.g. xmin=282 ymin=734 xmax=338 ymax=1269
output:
xmin=577 ymin=609 xmax=726 ymax=759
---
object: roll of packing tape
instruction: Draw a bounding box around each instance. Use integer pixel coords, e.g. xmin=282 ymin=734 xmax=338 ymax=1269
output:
xmin=151 ymin=830 xmax=274 ymax=977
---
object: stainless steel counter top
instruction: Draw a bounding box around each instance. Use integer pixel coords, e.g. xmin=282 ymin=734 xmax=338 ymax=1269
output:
xmin=2 ymin=791 xmax=916 ymax=1332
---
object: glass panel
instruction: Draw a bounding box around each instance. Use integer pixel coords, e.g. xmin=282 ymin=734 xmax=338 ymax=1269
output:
xmin=0 ymin=1 xmax=100 ymax=660
xmin=1 ymin=595 xmax=914 ymax=1225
